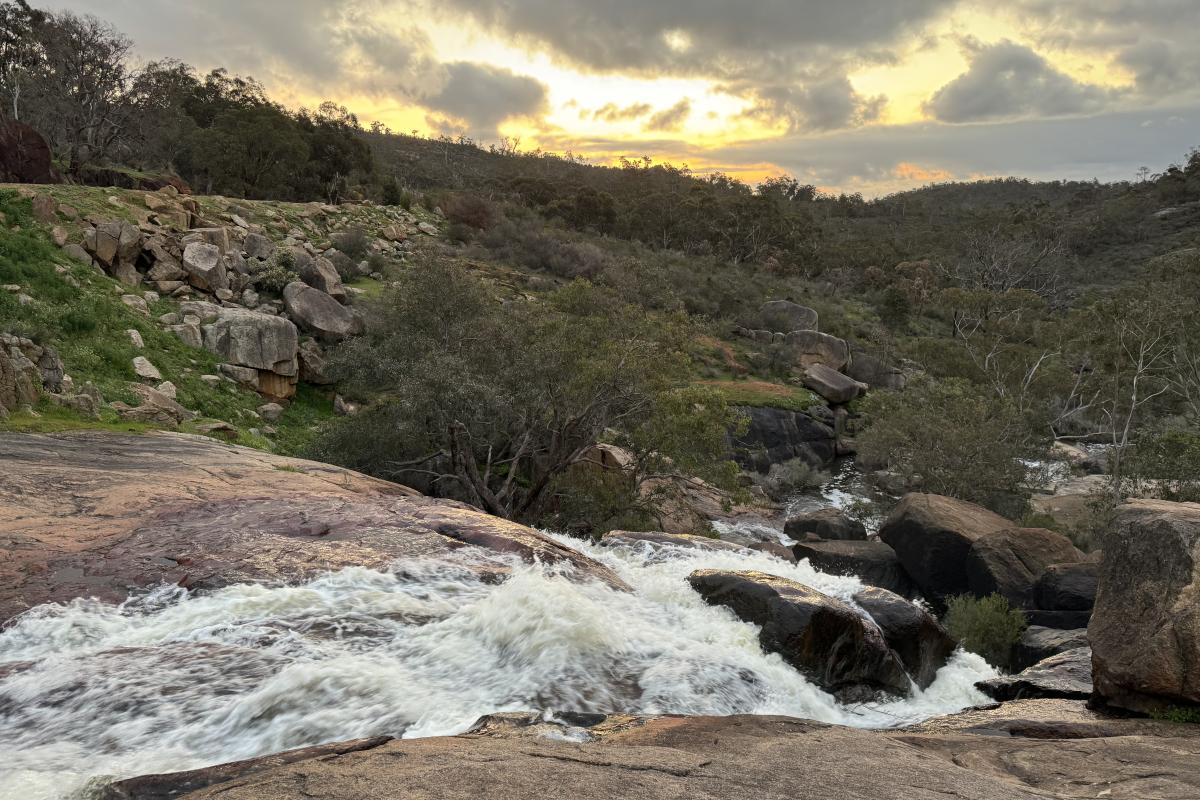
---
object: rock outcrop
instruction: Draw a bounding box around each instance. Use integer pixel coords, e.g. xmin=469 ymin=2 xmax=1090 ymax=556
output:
xmin=879 ymin=494 xmax=1012 ymax=607
xmin=1031 ymin=561 xmax=1099 ymax=629
xmin=785 ymin=507 xmax=867 ymax=541
xmin=730 ymin=405 xmax=836 ymax=472
xmin=1014 ymin=626 xmax=1089 ymax=672
xmin=0 ymin=431 xmax=629 ymax=623
xmin=0 ymin=119 xmax=60 ymax=184
xmin=688 ymin=569 xmax=911 ymax=700
xmin=1090 ymin=499 xmax=1200 ymax=713
xmin=98 ymin=708 xmax=1200 ymax=800
xmin=977 ymin=648 xmax=1093 ymax=702
xmin=283 ymin=281 xmax=363 ymax=342
xmin=964 ymin=528 xmax=1083 ymax=609
xmin=792 ymin=539 xmax=916 ymax=598
xmin=201 ymin=308 xmax=300 ymax=400
xmin=759 ymin=300 xmax=818 ymax=333
xmin=853 ymin=586 xmax=956 ymax=688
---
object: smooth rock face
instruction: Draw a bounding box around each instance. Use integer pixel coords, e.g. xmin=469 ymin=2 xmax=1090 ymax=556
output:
xmin=853 ymin=586 xmax=956 ymax=689
xmin=759 ymin=300 xmax=818 ymax=333
xmin=0 ymin=432 xmax=629 ymax=623
xmin=688 ymin=569 xmax=911 ymax=701
xmin=785 ymin=507 xmax=867 ymax=541
xmin=792 ymin=539 xmax=916 ymax=598
xmin=977 ymin=647 xmax=1093 ymax=702
xmin=965 ymin=528 xmax=1083 ymax=608
xmin=298 ymin=255 xmax=347 ymax=302
xmin=730 ymin=405 xmax=836 ymax=472
xmin=1014 ymin=627 xmax=1089 ymax=672
xmin=802 ymin=363 xmax=864 ymax=404
xmin=283 ymin=282 xmax=363 ymax=342
xmin=99 ymin=709 xmax=1200 ymax=800
xmin=879 ymin=494 xmax=1013 ymax=608
xmin=201 ymin=309 xmax=299 ymax=377
xmin=1034 ymin=562 xmax=1099 ymax=613
xmin=847 ymin=352 xmax=906 ymax=390
xmin=1090 ymin=499 xmax=1200 ymax=713
xmin=182 ymin=241 xmax=229 ymax=293
xmin=789 ymin=331 xmax=852 ymax=372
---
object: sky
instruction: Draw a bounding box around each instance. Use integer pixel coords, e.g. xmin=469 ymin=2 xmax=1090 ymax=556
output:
xmin=48 ymin=0 xmax=1200 ymax=196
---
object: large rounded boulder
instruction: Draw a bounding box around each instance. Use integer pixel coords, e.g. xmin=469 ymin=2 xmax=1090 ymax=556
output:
xmin=965 ymin=528 xmax=1083 ymax=608
xmin=283 ymin=281 xmax=364 ymax=342
xmin=1090 ymin=499 xmax=1200 ymax=713
xmin=853 ymin=586 xmax=957 ymax=689
xmin=878 ymin=494 xmax=1012 ymax=607
xmin=785 ymin=507 xmax=867 ymax=541
xmin=687 ymin=569 xmax=911 ymax=701
xmin=792 ymin=539 xmax=916 ymax=598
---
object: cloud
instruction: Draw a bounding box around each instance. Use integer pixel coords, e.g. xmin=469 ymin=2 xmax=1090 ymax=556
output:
xmin=591 ymin=102 xmax=652 ymax=122
xmin=645 ymin=99 xmax=692 ymax=132
xmin=737 ymin=75 xmax=885 ymax=132
xmin=924 ymin=40 xmax=1117 ymax=123
xmin=436 ymin=0 xmax=955 ymax=79
xmin=422 ymin=62 xmax=548 ymax=137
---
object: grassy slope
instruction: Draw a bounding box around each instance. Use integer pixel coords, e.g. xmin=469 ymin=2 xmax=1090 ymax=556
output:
xmin=1 ymin=183 xmax=823 ymax=455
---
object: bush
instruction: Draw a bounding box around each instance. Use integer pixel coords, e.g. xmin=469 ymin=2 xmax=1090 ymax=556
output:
xmin=943 ymin=594 xmax=1028 ymax=669
xmin=443 ymin=193 xmax=499 ymax=230
xmin=331 ymin=227 xmax=370 ymax=260
xmin=328 ymin=250 xmax=359 ymax=282
xmin=749 ymin=458 xmax=829 ymax=501
xmin=1126 ymin=431 xmax=1200 ymax=502
xmin=254 ymin=250 xmax=300 ymax=294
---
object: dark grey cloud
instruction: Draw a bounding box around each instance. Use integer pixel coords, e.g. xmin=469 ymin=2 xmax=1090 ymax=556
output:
xmin=924 ymin=40 xmax=1117 ymax=123
xmin=436 ymin=0 xmax=954 ymax=76
xmin=423 ymin=62 xmax=548 ymax=137
xmin=429 ymin=0 xmax=951 ymax=134
xmin=737 ymin=75 xmax=885 ymax=132
xmin=645 ymin=99 xmax=691 ymax=132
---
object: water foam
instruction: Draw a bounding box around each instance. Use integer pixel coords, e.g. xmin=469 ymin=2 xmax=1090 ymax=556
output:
xmin=0 ymin=538 xmax=996 ymax=799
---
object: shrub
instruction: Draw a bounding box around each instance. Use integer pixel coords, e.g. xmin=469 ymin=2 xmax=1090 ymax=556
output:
xmin=443 ymin=193 xmax=499 ymax=230
xmin=943 ymin=594 xmax=1028 ymax=669
xmin=328 ymin=250 xmax=359 ymax=281
xmin=254 ymin=250 xmax=300 ymax=294
xmin=1151 ymin=706 xmax=1200 ymax=725
xmin=749 ymin=458 xmax=829 ymax=501
xmin=331 ymin=227 xmax=370 ymax=260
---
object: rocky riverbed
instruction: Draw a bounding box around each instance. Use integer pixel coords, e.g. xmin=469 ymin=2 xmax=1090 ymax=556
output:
xmin=2 ymin=432 xmax=1199 ymax=799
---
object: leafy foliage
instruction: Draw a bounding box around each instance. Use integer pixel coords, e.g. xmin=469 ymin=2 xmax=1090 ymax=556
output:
xmin=944 ymin=594 xmax=1028 ymax=670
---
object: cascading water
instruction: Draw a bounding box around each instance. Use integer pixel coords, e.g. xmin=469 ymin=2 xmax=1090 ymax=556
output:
xmin=0 ymin=534 xmax=997 ymax=800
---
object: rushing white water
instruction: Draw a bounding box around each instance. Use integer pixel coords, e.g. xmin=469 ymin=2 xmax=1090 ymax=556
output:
xmin=0 ymin=536 xmax=996 ymax=800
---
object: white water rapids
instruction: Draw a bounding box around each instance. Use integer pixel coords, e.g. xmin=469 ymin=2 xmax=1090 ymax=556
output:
xmin=0 ymin=533 xmax=997 ymax=799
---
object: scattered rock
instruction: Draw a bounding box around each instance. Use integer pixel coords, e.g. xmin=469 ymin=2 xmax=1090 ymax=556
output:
xmin=283 ymin=282 xmax=363 ymax=342
xmin=298 ymin=255 xmax=347 ymax=302
xmin=182 ymin=241 xmax=229 ymax=293
xmin=1014 ymin=627 xmax=1088 ymax=672
xmin=688 ymin=569 xmax=911 ymax=701
xmin=131 ymin=356 xmax=162 ymax=382
xmin=792 ymin=539 xmax=916 ymax=598
xmin=977 ymin=647 xmax=1093 ymax=702
xmin=802 ymin=363 xmax=865 ymax=404
xmin=257 ymin=403 xmax=284 ymax=422
xmin=195 ymin=421 xmax=239 ymax=441
xmin=120 ymin=294 xmax=150 ymax=315
xmin=784 ymin=507 xmax=866 ymax=541
xmin=417 ymin=221 xmax=438 ymax=236
xmin=126 ymin=329 xmax=145 ymax=349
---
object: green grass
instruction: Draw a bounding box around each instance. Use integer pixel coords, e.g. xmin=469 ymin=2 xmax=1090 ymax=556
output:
xmin=1 ymin=401 xmax=160 ymax=435
xmin=1151 ymin=706 xmax=1200 ymax=725
xmin=699 ymin=379 xmax=821 ymax=412
xmin=0 ymin=189 xmax=339 ymax=448
xmin=272 ymin=384 xmax=336 ymax=455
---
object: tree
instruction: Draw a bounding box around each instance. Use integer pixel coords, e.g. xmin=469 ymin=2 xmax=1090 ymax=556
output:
xmin=858 ymin=378 xmax=1043 ymax=517
xmin=185 ymin=104 xmax=309 ymax=197
xmin=310 ymin=256 xmax=740 ymax=524
xmin=0 ymin=0 xmax=45 ymax=120
xmin=22 ymin=11 xmax=137 ymax=175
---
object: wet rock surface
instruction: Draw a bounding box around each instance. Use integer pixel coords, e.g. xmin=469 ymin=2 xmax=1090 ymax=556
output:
xmin=100 ymin=709 xmax=1200 ymax=800
xmin=792 ymin=539 xmax=916 ymax=598
xmin=688 ymin=569 xmax=911 ymax=701
xmin=977 ymin=647 xmax=1093 ymax=702
xmin=853 ymin=587 xmax=956 ymax=689
xmin=0 ymin=431 xmax=628 ymax=622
